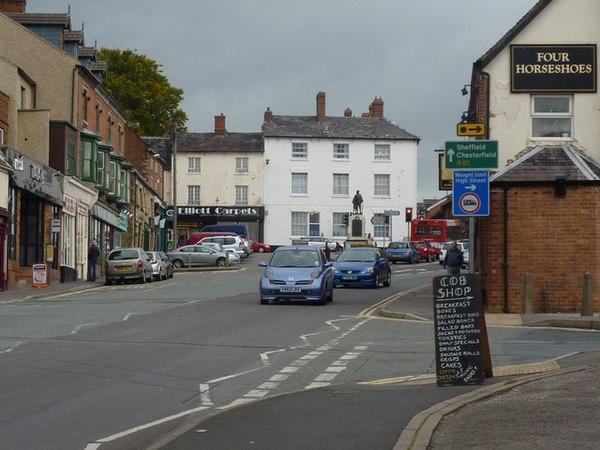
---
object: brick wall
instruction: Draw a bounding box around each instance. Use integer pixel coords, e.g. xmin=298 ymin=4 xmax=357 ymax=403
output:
xmin=479 ymin=184 xmax=600 ymax=313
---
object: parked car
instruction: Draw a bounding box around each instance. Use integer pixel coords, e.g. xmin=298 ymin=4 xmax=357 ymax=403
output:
xmin=200 ymin=224 xmax=250 ymax=239
xmin=258 ymin=245 xmax=334 ymax=305
xmin=105 ymin=247 xmax=153 ymax=285
xmin=331 ymin=247 xmax=391 ymax=288
xmin=147 ymin=251 xmax=174 ymax=280
xmin=413 ymin=240 xmax=435 ymax=262
xmin=199 ymin=242 xmax=241 ymax=265
xmin=439 ymin=240 xmax=469 ymax=268
xmin=199 ymin=235 xmax=247 ymax=258
xmin=297 ymin=236 xmax=342 ymax=252
xmin=385 ymin=241 xmax=420 ymax=264
xmin=424 ymin=240 xmax=442 ymax=261
xmin=188 ymin=231 xmax=237 ymax=245
xmin=251 ymin=241 xmax=271 ymax=253
xmin=167 ymin=245 xmax=229 ymax=268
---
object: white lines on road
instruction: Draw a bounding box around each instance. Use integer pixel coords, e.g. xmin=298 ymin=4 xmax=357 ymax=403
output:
xmin=0 ymin=341 xmax=23 ymax=354
xmin=84 ymin=405 xmax=211 ymax=449
xmin=304 ymin=345 xmax=370 ymax=390
xmin=199 ymin=383 xmax=213 ymax=406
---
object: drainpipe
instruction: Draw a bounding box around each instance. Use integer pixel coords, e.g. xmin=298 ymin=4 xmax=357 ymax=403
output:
xmin=502 ymin=184 xmax=509 ymax=313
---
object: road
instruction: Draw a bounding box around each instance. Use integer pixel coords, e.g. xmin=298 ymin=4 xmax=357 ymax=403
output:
xmin=0 ymin=255 xmax=599 ymax=449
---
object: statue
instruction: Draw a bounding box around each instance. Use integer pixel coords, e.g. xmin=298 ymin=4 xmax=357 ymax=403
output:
xmin=352 ymin=190 xmax=363 ymax=214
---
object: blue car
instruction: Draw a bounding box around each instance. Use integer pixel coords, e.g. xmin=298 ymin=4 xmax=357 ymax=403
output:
xmin=258 ymin=246 xmax=334 ymax=305
xmin=386 ymin=241 xmax=420 ymax=264
xmin=332 ymin=247 xmax=391 ymax=288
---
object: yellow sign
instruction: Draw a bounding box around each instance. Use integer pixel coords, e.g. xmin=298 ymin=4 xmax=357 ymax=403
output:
xmin=456 ymin=123 xmax=486 ymax=137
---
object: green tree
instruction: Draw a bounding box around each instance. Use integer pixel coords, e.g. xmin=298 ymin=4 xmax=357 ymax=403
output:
xmin=98 ymin=48 xmax=188 ymax=136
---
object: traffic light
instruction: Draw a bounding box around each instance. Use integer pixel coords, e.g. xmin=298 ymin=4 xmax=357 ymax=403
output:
xmin=405 ymin=207 xmax=413 ymax=223
xmin=342 ymin=214 xmax=349 ymax=226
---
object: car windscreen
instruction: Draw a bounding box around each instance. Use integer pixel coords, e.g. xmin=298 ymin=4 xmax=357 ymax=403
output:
xmin=109 ymin=249 xmax=140 ymax=261
xmin=270 ymin=250 xmax=320 ymax=267
xmin=337 ymin=249 xmax=376 ymax=262
xmin=388 ymin=242 xmax=408 ymax=249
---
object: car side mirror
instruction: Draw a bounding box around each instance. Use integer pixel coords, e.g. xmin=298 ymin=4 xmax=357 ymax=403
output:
xmin=259 ymin=261 xmax=268 ymax=267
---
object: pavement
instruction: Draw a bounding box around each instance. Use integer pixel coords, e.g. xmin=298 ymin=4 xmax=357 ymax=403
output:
xmin=2 ymin=274 xmax=600 ymax=449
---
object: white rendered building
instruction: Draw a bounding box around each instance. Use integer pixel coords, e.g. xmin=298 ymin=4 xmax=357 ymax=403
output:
xmin=262 ymin=92 xmax=420 ymax=247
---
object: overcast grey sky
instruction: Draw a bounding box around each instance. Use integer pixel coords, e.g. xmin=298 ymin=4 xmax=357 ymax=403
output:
xmin=30 ymin=0 xmax=537 ymax=200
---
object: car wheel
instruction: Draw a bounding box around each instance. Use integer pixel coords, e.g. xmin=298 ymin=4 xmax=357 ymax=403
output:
xmin=409 ymin=257 xmax=414 ymax=265
xmin=172 ymin=259 xmax=183 ymax=269
xmin=139 ymin=272 xmax=146 ymax=284
xmin=258 ymin=247 xmax=265 ymax=253
xmin=326 ymin=285 xmax=334 ymax=302
xmin=216 ymin=257 xmax=226 ymax=267
xmin=105 ymin=278 xmax=112 ymax=286
xmin=372 ymin=274 xmax=379 ymax=288
xmin=383 ymin=271 xmax=391 ymax=287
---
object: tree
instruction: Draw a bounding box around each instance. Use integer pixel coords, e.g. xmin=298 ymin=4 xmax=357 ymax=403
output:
xmin=98 ymin=48 xmax=188 ymax=136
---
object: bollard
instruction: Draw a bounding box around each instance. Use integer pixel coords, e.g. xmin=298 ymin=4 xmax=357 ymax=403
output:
xmin=581 ymin=272 xmax=593 ymax=317
xmin=522 ymin=273 xmax=533 ymax=314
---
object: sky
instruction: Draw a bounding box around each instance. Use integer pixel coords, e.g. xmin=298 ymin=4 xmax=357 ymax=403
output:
xmin=29 ymin=0 xmax=538 ymax=201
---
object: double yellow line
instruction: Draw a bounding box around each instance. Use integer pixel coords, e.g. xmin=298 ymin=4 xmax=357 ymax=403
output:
xmin=360 ymin=283 xmax=429 ymax=317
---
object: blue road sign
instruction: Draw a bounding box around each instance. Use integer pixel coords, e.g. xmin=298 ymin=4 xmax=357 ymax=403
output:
xmin=452 ymin=170 xmax=489 ymax=216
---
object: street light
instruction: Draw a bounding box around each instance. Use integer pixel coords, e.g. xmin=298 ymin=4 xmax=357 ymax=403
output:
xmin=171 ymin=125 xmax=178 ymax=248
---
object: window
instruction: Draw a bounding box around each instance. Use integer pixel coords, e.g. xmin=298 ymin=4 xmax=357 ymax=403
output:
xmin=188 ymin=185 xmax=201 ymax=204
xmin=82 ymin=90 xmax=89 ymax=123
xmin=291 ymin=212 xmax=308 ymax=236
xmin=292 ymin=142 xmax=308 ymax=159
xmin=108 ymin=160 xmax=118 ymax=194
xmin=120 ymin=168 xmax=130 ymax=203
xmin=374 ymin=144 xmax=391 ymax=160
xmin=333 ymin=143 xmax=349 ymax=159
xmin=333 ymin=173 xmax=349 ymax=195
xmin=373 ymin=214 xmax=389 ymax=238
xmin=188 ymin=157 xmax=201 ymax=173
xmin=0 ymin=128 xmax=4 ymax=145
xmin=235 ymin=157 xmax=249 ymax=173
xmin=235 ymin=185 xmax=248 ymax=205
xmin=96 ymin=150 xmax=107 ymax=188
xmin=333 ymin=212 xmax=348 ymax=237
xmin=95 ymin=103 xmax=101 ymax=132
xmin=531 ymin=95 xmax=572 ymax=138
xmin=308 ymin=212 xmax=320 ymax=236
xmin=66 ymin=141 xmax=76 ymax=176
xmin=291 ymin=172 xmax=308 ymax=194
xmin=374 ymin=174 xmax=390 ymax=196
xmin=107 ymin=116 xmax=113 ymax=144
xmin=81 ymin=138 xmax=97 ymax=182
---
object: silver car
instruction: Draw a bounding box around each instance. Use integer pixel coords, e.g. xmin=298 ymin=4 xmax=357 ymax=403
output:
xmin=105 ymin=247 xmax=153 ymax=285
xmin=198 ymin=242 xmax=241 ymax=265
xmin=167 ymin=245 xmax=229 ymax=268
xmin=147 ymin=251 xmax=174 ymax=280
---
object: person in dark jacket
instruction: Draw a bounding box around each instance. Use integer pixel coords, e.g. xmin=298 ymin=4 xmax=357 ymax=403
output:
xmin=444 ymin=241 xmax=464 ymax=275
xmin=87 ymin=240 xmax=100 ymax=281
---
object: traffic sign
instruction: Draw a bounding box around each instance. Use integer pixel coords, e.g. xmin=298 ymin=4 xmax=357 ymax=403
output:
xmin=384 ymin=209 xmax=401 ymax=216
xmin=445 ymin=141 xmax=498 ymax=169
xmin=452 ymin=170 xmax=489 ymax=216
xmin=456 ymin=122 xmax=486 ymax=137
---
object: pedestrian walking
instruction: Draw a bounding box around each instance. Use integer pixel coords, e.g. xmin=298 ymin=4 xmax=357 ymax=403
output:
xmin=324 ymin=243 xmax=331 ymax=262
xmin=444 ymin=241 xmax=464 ymax=275
xmin=87 ymin=240 xmax=100 ymax=281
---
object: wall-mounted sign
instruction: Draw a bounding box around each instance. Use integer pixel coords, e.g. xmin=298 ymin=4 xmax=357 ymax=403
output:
xmin=511 ymin=44 xmax=596 ymax=92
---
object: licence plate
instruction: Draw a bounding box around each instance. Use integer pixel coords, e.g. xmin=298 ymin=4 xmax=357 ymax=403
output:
xmin=116 ymin=266 xmax=131 ymax=272
xmin=342 ymin=276 xmax=357 ymax=280
xmin=280 ymin=287 xmax=301 ymax=293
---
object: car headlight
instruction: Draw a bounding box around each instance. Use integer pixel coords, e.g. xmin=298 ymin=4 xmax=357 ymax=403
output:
xmin=332 ymin=267 xmax=340 ymax=274
xmin=264 ymin=269 xmax=274 ymax=279
xmin=362 ymin=267 xmax=374 ymax=274
xmin=310 ymin=270 xmax=321 ymax=279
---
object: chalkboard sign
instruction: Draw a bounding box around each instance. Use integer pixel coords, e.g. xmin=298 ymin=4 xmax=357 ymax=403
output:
xmin=433 ymin=273 xmax=484 ymax=386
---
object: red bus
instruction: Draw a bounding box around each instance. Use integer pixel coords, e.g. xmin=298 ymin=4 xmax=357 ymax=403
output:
xmin=410 ymin=219 xmax=463 ymax=243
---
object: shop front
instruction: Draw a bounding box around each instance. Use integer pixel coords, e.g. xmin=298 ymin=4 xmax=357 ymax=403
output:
xmin=166 ymin=205 xmax=265 ymax=247
xmin=90 ymin=201 xmax=128 ymax=276
xmin=60 ymin=177 xmax=98 ymax=282
xmin=6 ymin=148 xmax=63 ymax=287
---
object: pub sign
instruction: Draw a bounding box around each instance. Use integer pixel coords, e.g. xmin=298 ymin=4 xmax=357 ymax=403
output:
xmin=511 ymin=44 xmax=596 ymax=92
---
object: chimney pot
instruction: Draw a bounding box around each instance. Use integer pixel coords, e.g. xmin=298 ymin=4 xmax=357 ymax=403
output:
xmin=370 ymin=96 xmax=384 ymax=118
xmin=344 ymin=108 xmax=352 ymax=117
xmin=0 ymin=0 xmax=27 ymax=13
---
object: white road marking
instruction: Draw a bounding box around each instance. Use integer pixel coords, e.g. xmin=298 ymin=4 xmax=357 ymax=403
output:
xmin=199 ymin=383 xmax=213 ymax=406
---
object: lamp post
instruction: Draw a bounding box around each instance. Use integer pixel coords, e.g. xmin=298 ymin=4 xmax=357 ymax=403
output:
xmin=172 ymin=126 xmax=178 ymax=248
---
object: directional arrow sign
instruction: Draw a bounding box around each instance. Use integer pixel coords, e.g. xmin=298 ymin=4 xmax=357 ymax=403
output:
xmin=445 ymin=141 xmax=498 ymax=169
xmin=452 ymin=170 xmax=489 ymax=216
xmin=456 ymin=123 xmax=486 ymax=137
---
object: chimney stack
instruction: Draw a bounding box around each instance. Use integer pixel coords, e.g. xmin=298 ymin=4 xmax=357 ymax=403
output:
xmin=370 ymin=97 xmax=384 ymax=118
xmin=214 ymin=113 xmax=226 ymax=136
xmin=316 ymin=91 xmax=326 ymax=123
xmin=344 ymin=108 xmax=352 ymax=117
xmin=0 ymin=0 xmax=27 ymax=12
xmin=264 ymin=107 xmax=273 ymax=122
